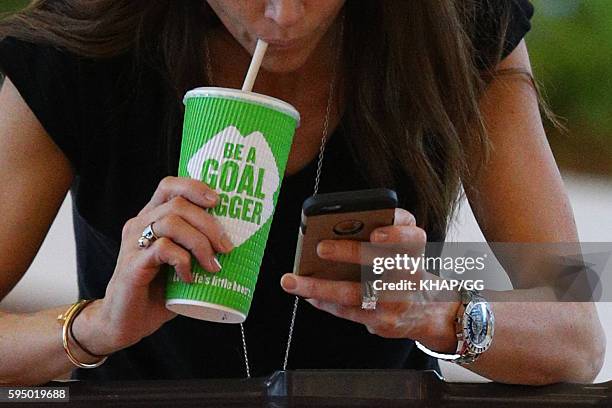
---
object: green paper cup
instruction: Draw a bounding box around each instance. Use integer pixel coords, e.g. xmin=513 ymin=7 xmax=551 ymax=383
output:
xmin=165 ymin=87 xmax=300 ymax=323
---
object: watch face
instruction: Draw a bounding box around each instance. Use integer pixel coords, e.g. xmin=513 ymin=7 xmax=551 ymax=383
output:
xmin=463 ymin=302 xmax=494 ymax=353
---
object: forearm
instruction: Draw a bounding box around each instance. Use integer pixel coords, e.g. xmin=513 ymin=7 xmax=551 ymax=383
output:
xmin=457 ymin=294 xmax=605 ymax=385
xmin=0 ymin=301 xmax=112 ymax=386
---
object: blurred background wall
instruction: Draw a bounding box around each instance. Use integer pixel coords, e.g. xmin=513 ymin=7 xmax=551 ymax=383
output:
xmin=528 ymin=0 xmax=612 ymax=176
xmin=1 ymin=0 xmax=611 ymax=383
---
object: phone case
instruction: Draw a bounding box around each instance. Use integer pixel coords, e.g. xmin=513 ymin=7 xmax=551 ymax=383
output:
xmin=293 ymin=189 xmax=397 ymax=281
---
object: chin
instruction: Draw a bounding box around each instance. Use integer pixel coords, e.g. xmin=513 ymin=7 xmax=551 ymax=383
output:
xmin=260 ymin=50 xmax=312 ymax=74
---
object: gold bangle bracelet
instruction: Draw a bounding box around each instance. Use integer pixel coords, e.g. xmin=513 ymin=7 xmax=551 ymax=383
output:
xmin=57 ymin=300 xmax=108 ymax=369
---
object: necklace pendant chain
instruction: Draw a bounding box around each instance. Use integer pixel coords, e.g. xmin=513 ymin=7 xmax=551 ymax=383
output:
xmin=205 ymin=17 xmax=344 ymax=378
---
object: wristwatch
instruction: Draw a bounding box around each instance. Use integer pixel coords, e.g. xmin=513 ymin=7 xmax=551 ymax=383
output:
xmin=415 ymin=288 xmax=495 ymax=365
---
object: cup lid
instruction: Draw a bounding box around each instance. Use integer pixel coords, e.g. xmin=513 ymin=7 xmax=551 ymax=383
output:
xmin=184 ymin=87 xmax=301 ymax=124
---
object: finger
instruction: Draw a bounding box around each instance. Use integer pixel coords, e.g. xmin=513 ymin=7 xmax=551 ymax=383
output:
xmin=370 ymin=225 xmax=427 ymax=246
xmin=316 ymin=234 xmax=427 ymax=270
xmin=316 ymin=239 xmax=392 ymax=266
xmin=305 ymin=299 xmax=380 ymax=327
xmin=316 ymin=239 xmax=363 ymax=265
xmin=132 ymin=237 xmax=193 ymax=287
xmin=367 ymin=226 xmax=427 ymax=270
xmin=280 ymin=274 xmax=361 ymax=306
xmin=140 ymin=176 xmax=219 ymax=215
xmin=307 ymin=299 xmax=411 ymax=339
xmin=393 ymin=208 xmax=417 ymax=226
xmin=153 ymin=214 xmax=221 ymax=273
xmin=148 ymin=196 xmax=234 ymax=253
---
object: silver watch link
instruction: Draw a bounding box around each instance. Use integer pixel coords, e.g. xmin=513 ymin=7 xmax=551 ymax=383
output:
xmin=415 ymin=287 xmax=495 ymax=365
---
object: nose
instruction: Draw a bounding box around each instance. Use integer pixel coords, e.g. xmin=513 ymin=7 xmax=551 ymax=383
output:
xmin=264 ymin=0 xmax=305 ymax=28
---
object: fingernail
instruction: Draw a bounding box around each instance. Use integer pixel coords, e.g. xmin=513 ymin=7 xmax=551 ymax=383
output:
xmin=210 ymin=256 xmax=222 ymax=272
xmin=374 ymin=231 xmax=389 ymax=242
xmin=220 ymin=233 xmax=234 ymax=252
xmin=317 ymin=241 xmax=335 ymax=257
xmin=205 ymin=192 xmax=218 ymax=204
xmin=281 ymin=275 xmax=298 ymax=291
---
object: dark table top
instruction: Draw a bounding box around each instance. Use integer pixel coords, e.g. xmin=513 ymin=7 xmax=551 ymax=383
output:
xmin=9 ymin=370 xmax=612 ymax=407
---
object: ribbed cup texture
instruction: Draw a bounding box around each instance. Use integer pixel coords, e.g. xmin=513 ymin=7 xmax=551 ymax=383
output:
xmin=165 ymin=93 xmax=298 ymax=321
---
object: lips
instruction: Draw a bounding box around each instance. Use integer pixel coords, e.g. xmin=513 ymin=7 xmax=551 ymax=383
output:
xmin=261 ymin=37 xmax=302 ymax=49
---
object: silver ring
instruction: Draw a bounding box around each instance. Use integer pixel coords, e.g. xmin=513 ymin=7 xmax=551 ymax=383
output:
xmin=361 ymin=280 xmax=379 ymax=310
xmin=138 ymin=222 xmax=159 ymax=249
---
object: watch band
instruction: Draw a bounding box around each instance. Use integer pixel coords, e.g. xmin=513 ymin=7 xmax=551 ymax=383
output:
xmin=454 ymin=289 xmax=485 ymax=364
xmin=415 ymin=288 xmax=494 ymax=365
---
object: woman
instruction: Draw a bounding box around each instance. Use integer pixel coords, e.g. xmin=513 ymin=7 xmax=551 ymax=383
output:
xmin=0 ymin=0 xmax=605 ymax=386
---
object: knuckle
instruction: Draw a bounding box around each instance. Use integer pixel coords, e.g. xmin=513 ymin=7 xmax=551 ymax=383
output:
xmin=210 ymin=222 xmax=229 ymax=248
xmin=168 ymin=196 xmax=188 ymax=212
xmin=196 ymin=211 xmax=216 ymax=233
xmin=185 ymin=178 xmax=211 ymax=201
xmin=164 ymin=213 xmax=182 ymax=226
xmin=155 ymin=237 xmax=172 ymax=253
xmin=193 ymin=178 xmax=210 ymax=192
xmin=122 ymin=218 xmax=135 ymax=238
xmin=197 ymin=179 xmax=215 ymax=194
xmin=206 ymin=213 xmax=222 ymax=231
xmin=177 ymin=250 xmax=191 ymax=267
xmin=192 ymin=242 xmax=212 ymax=260
xmin=121 ymin=219 xmax=132 ymax=238
xmin=159 ymin=176 xmax=175 ymax=190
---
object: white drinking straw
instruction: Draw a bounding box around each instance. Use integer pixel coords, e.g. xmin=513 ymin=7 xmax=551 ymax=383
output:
xmin=242 ymin=40 xmax=269 ymax=92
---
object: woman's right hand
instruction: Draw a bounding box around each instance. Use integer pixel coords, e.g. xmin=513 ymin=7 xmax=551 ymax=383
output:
xmin=74 ymin=176 xmax=234 ymax=356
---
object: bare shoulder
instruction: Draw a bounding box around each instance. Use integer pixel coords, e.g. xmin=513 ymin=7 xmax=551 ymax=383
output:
xmin=0 ymin=77 xmax=74 ymax=175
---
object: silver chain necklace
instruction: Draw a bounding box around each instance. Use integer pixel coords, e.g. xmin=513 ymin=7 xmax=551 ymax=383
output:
xmin=205 ymin=21 xmax=343 ymax=378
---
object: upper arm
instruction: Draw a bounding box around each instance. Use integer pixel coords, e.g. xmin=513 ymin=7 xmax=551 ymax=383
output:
xmin=465 ymin=41 xmax=578 ymax=284
xmin=0 ymin=77 xmax=74 ymax=299
xmin=467 ymin=40 xmax=577 ymax=243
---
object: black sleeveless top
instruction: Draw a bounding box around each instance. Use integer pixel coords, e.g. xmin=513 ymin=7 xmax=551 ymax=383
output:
xmin=0 ymin=1 xmax=533 ymax=380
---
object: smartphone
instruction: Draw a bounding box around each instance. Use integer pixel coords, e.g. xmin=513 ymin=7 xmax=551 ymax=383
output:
xmin=293 ymin=188 xmax=398 ymax=281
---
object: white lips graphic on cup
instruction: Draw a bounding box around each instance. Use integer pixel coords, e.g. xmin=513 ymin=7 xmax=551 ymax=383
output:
xmin=187 ymin=126 xmax=280 ymax=247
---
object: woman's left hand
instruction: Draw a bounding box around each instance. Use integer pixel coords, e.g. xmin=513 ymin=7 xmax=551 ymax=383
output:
xmin=280 ymin=208 xmax=460 ymax=353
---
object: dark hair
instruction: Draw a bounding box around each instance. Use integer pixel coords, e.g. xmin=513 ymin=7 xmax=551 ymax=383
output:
xmin=0 ymin=0 xmax=547 ymax=239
